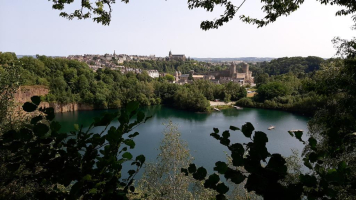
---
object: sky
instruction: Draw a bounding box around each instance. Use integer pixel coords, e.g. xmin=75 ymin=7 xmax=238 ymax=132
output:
xmin=0 ymin=0 xmax=354 ymax=58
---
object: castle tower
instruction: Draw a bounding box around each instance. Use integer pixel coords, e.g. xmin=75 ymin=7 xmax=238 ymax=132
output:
xmin=169 ymin=50 xmax=172 ymax=57
xmin=230 ymin=63 xmax=236 ymax=78
xmin=241 ymin=62 xmax=249 ymax=74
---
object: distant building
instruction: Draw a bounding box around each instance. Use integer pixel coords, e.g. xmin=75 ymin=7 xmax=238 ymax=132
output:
xmin=147 ymin=70 xmax=159 ymax=78
xmin=168 ymin=50 xmax=186 ymax=61
xmin=219 ymin=63 xmax=254 ymax=85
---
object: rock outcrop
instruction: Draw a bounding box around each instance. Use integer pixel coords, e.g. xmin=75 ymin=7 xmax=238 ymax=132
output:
xmin=13 ymin=85 xmax=95 ymax=113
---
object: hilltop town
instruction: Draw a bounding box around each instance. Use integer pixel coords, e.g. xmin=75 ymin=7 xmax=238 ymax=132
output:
xmin=66 ymin=51 xmax=254 ymax=85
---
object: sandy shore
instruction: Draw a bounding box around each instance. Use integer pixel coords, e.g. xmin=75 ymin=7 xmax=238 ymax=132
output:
xmin=210 ymin=101 xmax=236 ymax=106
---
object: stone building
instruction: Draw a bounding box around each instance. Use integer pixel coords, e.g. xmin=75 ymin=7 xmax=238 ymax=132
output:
xmin=219 ymin=63 xmax=254 ymax=85
xmin=168 ymin=51 xmax=186 ymax=61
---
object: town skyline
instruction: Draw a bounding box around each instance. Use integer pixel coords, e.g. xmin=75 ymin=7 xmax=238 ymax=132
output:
xmin=1 ymin=0 xmax=354 ymax=58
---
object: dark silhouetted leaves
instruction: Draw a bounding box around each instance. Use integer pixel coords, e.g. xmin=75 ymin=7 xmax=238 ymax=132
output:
xmin=300 ymin=174 xmax=317 ymax=187
xmin=204 ymin=173 xmax=220 ymax=189
xmin=308 ymin=137 xmax=317 ymax=150
xmin=31 ymin=96 xmax=41 ymax=105
xmin=214 ymin=161 xmax=228 ymax=174
xmin=128 ymin=132 xmax=139 ymax=138
xmin=224 ymin=168 xmax=245 ymax=184
xmin=216 ymin=182 xmax=229 ymax=194
xmin=241 ymin=122 xmax=254 ymax=138
xmin=23 ymin=102 xmax=37 ymax=112
xmin=33 ymin=123 xmax=49 ymax=137
xmin=188 ymin=163 xmax=197 ymax=173
xmin=122 ymin=152 xmax=133 ymax=160
xmin=229 ymin=125 xmax=239 ymax=131
xmin=31 ymin=116 xmax=43 ymax=124
xmin=193 ymin=167 xmax=207 ymax=180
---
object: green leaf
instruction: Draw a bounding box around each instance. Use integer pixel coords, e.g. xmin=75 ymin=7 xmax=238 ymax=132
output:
xmin=253 ymin=131 xmax=268 ymax=146
xmin=136 ymin=155 xmax=145 ymax=164
xmin=74 ymin=124 xmax=80 ymax=131
xmin=308 ymin=152 xmax=318 ymax=163
xmin=42 ymin=107 xmax=55 ymax=120
xmin=210 ymin=132 xmax=221 ymax=140
xmin=137 ymin=111 xmax=145 ymax=122
xmin=19 ymin=128 xmax=33 ymax=141
xmin=188 ymin=164 xmax=197 ymax=173
xmin=222 ymin=130 xmax=230 ymax=138
xmin=231 ymin=152 xmax=244 ymax=166
xmin=308 ymin=137 xmax=317 ymax=150
xmin=214 ymin=161 xmax=228 ymax=174
xmin=128 ymin=132 xmax=139 ymax=138
xmin=300 ymin=174 xmax=317 ymax=187
xmin=126 ymin=101 xmax=139 ymax=115
xmin=130 ymin=186 xmax=135 ymax=192
xmin=50 ymin=121 xmax=61 ymax=132
xmin=229 ymin=143 xmax=244 ymax=155
xmin=205 ymin=174 xmax=220 ymax=188
xmin=122 ymin=152 xmax=133 ymax=160
xmin=220 ymin=138 xmax=230 ymax=146
xmin=304 ymin=158 xmax=313 ymax=169
xmin=30 ymin=116 xmax=43 ymax=124
xmin=216 ymin=182 xmax=229 ymax=194
xmin=33 ymin=123 xmax=49 ymax=137
xmin=265 ymin=154 xmax=287 ymax=175
xmin=124 ymin=139 xmax=135 ymax=149
xmin=294 ymin=131 xmax=304 ymax=143
xmin=181 ymin=168 xmax=188 ymax=176
xmin=94 ymin=112 xmax=115 ymax=127
xmin=229 ymin=126 xmax=240 ymax=131
xmin=193 ymin=167 xmax=207 ymax=180
xmin=128 ymin=170 xmax=136 ymax=176
xmin=82 ymin=174 xmax=92 ymax=181
xmin=70 ymin=181 xmax=83 ymax=198
xmin=224 ymin=168 xmax=245 ymax=184
xmin=23 ymin=102 xmax=37 ymax=112
xmin=31 ymin=96 xmax=41 ymax=105
xmin=241 ymin=122 xmax=254 ymax=138
xmin=338 ymin=161 xmax=347 ymax=172
xmin=213 ymin=127 xmax=219 ymax=133
xmin=89 ymin=188 xmax=97 ymax=194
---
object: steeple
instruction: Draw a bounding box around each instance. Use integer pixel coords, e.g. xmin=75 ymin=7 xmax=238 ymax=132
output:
xmin=169 ymin=50 xmax=172 ymax=57
xmin=113 ymin=50 xmax=116 ymax=57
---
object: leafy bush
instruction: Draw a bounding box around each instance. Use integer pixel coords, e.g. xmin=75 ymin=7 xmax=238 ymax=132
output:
xmin=0 ymin=97 xmax=150 ymax=199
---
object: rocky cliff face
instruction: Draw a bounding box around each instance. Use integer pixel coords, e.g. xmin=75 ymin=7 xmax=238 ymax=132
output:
xmin=14 ymin=86 xmax=49 ymax=103
xmin=13 ymin=85 xmax=95 ymax=113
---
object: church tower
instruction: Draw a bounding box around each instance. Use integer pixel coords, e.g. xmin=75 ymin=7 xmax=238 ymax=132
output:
xmin=230 ymin=63 xmax=236 ymax=78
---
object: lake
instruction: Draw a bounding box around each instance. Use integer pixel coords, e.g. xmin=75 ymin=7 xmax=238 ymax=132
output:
xmin=55 ymin=105 xmax=309 ymax=176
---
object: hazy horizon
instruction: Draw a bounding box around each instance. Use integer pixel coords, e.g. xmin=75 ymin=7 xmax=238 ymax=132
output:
xmin=0 ymin=0 xmax=354 ymax=58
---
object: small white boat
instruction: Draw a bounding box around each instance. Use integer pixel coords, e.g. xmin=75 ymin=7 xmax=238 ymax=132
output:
xmin=214 ymin=107 xmax=220 ymax=111
xmin=233 ymin=106 xmax=243 ymax=110
xmin=268 ymin=126 xmax=275 ymax=130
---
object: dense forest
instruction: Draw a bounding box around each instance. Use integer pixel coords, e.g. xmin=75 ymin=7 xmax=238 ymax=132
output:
xmin=0 ymin=52 xmax=245 ymax=112
xmin=236 ymin=56 xmax=330 ymax=115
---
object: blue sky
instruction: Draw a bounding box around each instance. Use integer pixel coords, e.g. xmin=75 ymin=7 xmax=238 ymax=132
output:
xmin=0 ymin=0 xmax=354 ymax=58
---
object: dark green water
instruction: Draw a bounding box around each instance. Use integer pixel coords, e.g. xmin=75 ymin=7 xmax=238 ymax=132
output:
xmin=55 ymin=106 xmax=309 ymax=175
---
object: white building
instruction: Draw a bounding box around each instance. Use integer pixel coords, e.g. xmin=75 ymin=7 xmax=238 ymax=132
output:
xmin=147 ymin=70 xmax=159 ymax=78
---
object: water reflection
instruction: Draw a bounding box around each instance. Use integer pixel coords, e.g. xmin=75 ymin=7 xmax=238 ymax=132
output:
xmin=55 ymin=106 xmax=310 ymax=176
